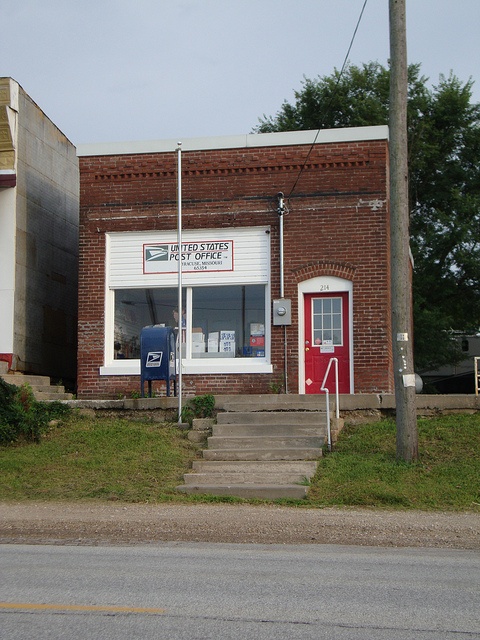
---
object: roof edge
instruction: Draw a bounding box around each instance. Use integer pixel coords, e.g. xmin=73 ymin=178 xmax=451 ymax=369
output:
xmin=77 ymin=125 xmax=389 ymax=157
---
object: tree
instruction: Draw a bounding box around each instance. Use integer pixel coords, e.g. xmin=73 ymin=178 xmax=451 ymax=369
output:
xmin=255 ymin=63 xmax=480 ymax=371
xmin=409 ymin=74 xmax=480 ymax=369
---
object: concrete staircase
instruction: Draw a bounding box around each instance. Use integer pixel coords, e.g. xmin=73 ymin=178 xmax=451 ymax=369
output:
xmin=177 ymin=409 xmax=327 ymax=500
xmin=0 ymin=362 xmax=74 ymax=401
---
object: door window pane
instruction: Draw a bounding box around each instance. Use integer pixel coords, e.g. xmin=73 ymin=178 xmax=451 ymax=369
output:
xmin=312 ymin=297 xmax=343 ymax=346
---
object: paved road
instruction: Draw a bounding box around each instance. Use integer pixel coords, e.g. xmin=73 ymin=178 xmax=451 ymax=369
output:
xmin=1 ymin=543 xmax=478 ymax=639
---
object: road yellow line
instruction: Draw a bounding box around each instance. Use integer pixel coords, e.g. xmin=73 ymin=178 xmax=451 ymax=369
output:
xmin=0 ymin=602 xmax=166 ymax=614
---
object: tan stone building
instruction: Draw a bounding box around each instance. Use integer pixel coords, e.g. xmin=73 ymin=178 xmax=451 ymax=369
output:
xmin=0 ymin=78 xmax=78 ymax=386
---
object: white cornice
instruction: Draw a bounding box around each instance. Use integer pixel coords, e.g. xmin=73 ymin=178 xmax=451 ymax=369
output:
xmin=77 ymin=126 xmax=389 ymax=157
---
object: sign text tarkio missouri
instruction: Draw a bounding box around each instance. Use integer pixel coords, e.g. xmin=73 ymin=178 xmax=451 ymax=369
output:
xmin=143 ymin=241 xmax=234 ymax=273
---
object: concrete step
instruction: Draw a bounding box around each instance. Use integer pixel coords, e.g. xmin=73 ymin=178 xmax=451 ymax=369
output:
xmin=207 ymin=435 xmax=324 ymax=450
xmin=31 ymin=384 xmax=67 ymax=394
xmin=202 ymin=447 xmax=323 ymax=461
xmin=176 ymin=483 xmax=308 ymax=500
xmin=1 ymin=373 xmax=52 ymax=387
xmin=184 ymin=460 xmax=318 ymax=491
xmin=216 ymin=411 xmax=326 ymax=426
xmin=184 ymin=471 xmax=312 ymax=485
xmin=215 ymin=395 xmax=332 ymax=413
xmin=191 ymin=460 xmax=318 ymax=474
xmin=212 ymin=423 xmax=324 ymax=437
xmin=1 ymin=373 xmax=73 ymax=401
xmin=178 ymin=403 xmax=328 ymax=500
xmin=34 ymin=391 xmax=74 ymax=401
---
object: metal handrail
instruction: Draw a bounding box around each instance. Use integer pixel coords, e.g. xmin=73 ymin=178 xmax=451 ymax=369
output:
xmin=320 ymin=357 xmax=339 ymax=452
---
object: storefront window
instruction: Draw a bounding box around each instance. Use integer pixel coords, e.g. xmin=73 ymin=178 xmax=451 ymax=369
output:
xmin=113 ymin=285 xmax=265 ymax=360
xmin=192 ymin=285 xmax=265 ymax=358
xmin=114 ymin=288 xmax=185 ymax=359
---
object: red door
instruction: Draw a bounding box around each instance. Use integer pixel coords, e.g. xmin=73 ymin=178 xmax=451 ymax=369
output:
xmin=304 ymin=292 xmax=351 ymax=394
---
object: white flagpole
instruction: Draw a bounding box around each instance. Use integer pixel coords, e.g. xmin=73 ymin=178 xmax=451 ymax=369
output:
xmin=177 ymin=142 xmax=183 ymax=423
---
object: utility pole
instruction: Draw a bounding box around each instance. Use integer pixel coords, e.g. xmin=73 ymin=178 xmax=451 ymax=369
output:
xmin=389 ymin=0 xmax=418 ymax=461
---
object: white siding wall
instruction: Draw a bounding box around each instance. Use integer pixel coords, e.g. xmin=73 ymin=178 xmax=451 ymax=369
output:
xmin=108 ymin=226 xmax=270 ymax=288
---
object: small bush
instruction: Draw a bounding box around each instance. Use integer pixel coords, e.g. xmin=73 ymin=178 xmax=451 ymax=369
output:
xmin=0 ymin=378 xmax=71 ymax=445
xmin=180 ymin=394 xmax=216 ymax=424
xmin=189 ymin=394 xmax=215 ymax=418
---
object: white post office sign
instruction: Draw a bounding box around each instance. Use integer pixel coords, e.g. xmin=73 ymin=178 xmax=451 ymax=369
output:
xmin=143 ymin=241 xmax=234 ymax=274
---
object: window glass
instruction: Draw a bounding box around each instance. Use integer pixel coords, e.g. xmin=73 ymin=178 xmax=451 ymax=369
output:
xmin=114 ymin=288 xmax=185 ymax=359
xmin=332 ymin=298 xmax=342 ymax=313
xmin=312 ymin=296 xmax=343 ymax=346
xmin=113 ymin=285 xmax=265 ymax=360
xmin=192 ymin=285 xmax=265 ymax=358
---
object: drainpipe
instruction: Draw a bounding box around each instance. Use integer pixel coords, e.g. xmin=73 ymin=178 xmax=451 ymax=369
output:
xmin=277 ymin=193 xmax=288 ymax=393
xmin=278 ymin=192 xmax=285 ymax=299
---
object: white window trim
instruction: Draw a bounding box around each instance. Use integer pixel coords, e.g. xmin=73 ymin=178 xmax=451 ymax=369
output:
xmin=101 ymin=227 xmax=273 ymax=376
xmin=100 ymin=360 xmax=273 ymax=376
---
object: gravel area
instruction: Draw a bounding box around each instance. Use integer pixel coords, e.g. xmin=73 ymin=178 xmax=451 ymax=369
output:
xmin=0 ymin=502 xmax=479 ymax=549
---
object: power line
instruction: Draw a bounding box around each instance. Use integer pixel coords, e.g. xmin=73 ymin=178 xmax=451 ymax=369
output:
xmin=287 ymin=0 xmax=369 ymax=199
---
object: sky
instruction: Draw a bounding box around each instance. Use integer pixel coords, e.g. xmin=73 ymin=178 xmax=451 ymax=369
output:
xmin=1 ymin=0 xmax=479 ymax=146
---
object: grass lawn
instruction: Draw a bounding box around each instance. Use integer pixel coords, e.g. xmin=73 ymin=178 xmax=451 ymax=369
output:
xmin=0 ymin=413 xmax=199 ymax=503
xmin=308 ymin=414 xmax=480 ymax=511
xmin=0 ymin=410 xmax=479 ymax=510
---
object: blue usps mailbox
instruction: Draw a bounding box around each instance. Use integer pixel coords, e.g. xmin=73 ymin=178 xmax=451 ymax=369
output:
xmin=140 ymin=326 xmax=177 ymax=397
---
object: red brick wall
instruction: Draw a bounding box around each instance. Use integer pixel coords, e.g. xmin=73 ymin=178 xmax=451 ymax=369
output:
xmin=78 ymin=137 xmax=393 ymax=398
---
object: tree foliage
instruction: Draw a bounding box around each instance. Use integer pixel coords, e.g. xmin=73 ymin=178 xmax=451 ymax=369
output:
xmin=255 ymin=62 xmax=480 ymax=370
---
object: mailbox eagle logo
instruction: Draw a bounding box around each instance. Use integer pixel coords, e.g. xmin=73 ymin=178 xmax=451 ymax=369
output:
xmin=146 ymin=351 xmax=163 ymax=367
xmin=145 ymin=245 xmax=169 ymax=262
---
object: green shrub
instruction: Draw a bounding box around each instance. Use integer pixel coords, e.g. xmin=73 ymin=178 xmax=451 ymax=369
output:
xmin=0 ymin=378 xmax=71 ymax=445
xmin=180 ymin=394 xmax=216 ymax=424
xmin=189 ymin=394 xmax=215 ymax=418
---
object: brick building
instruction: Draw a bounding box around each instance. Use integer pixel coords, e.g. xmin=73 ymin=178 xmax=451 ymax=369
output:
xmin=77 ymin=126 xmax=393 ymax=399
